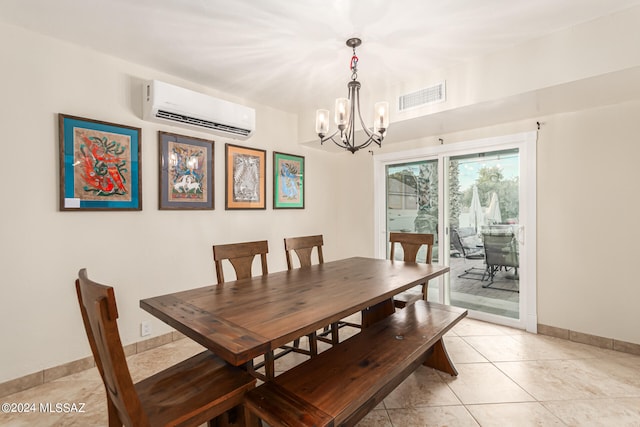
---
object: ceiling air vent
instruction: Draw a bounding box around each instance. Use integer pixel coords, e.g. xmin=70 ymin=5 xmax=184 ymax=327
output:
xmin=398 ymin=81 xmax=446 ymax=111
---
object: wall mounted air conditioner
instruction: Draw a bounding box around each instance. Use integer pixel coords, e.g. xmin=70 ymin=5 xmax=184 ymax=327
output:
xmin=142 ymin=80 xmax=255 ymax=140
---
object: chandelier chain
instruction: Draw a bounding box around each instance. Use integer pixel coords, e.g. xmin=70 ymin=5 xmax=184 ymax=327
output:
xmin=350 ymin=51 xmax=358 ymax=81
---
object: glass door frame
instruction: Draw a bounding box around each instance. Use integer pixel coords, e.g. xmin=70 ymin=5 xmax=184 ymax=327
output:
xmin=373 ymin=131 xmax=537 ymax=332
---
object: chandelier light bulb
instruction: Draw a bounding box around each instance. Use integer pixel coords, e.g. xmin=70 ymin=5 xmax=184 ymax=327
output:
xmin=374 ymin=101 xmax=389 ymax=134
xmin=335 ymin=98 xmax=350 ymax=127
xmin=315 ymin=109 xmax=329 ymax=135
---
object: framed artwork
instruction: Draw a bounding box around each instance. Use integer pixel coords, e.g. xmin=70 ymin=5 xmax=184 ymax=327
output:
xmin=58 ymin=114 xmax=141 ymax=211
xmin=225 ymin=143 xmax=266 ymax=210
xmin=273 ymin=152 xmax=305 ymax=209
xmin=159 ymin=132 xmax=214 ymax=210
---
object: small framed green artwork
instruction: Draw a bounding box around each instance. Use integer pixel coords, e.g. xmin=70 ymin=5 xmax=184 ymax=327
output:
xmin=273 ymin=152 xmax=304 ymax=209
xmin=58 ymin=114 xmax=141 ymax=211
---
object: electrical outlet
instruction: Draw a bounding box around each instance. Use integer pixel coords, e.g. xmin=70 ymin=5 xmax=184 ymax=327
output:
xmin=140 ymin=321 xmax=152 ymax=337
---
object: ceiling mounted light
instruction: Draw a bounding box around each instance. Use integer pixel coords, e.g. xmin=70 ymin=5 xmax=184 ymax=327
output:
xmin=315 ymin=38 xmax=389 ymax=154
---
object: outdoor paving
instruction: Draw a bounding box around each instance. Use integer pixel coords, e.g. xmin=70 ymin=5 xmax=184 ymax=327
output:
xmin=437 ymin=256 xmax=519 ymax=319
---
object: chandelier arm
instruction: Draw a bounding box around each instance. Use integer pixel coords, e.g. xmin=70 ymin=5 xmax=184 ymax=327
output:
xmin=354 ymin=90 xmax=376 ymax=140
xmin=358 ymin=135 xmax=376 ymax=150
xmin=319 ymin=129 xmax=340 ymax=145
xmin=330 ymin=134 xmax=351 ymax=150
xmin=345 ymin=83 xmax=359 ymax=151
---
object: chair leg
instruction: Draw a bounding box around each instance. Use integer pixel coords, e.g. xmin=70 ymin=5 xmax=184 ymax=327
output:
xmin=106 ymin=397 xmax=121 ymax=427
xmin=264 ymin=351 xmax=275 ymax=380
xmin=331 ymin=322 xmax=339 ymax=345
xmin=308 ymin=332 xmax=318 ymax=356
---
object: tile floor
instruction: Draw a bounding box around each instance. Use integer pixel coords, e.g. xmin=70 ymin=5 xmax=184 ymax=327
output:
xmin=2 ymin=317 xmax=640 ymax=426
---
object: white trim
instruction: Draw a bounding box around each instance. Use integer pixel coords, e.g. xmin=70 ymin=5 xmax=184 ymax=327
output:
xmin=373 ymin=131 xmax=537 ymax=332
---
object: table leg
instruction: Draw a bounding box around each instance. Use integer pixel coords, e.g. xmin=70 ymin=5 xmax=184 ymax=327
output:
xmin=361 ymin=298 xmax=395 ymax=328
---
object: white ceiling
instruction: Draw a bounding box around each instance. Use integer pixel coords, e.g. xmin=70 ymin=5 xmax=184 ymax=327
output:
xmin=2 ymin=0 xmax=640 ymax=118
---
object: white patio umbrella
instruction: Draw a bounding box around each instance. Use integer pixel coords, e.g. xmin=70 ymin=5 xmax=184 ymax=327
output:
xmin=485 ymin=192 xmax=502 ymax=224
xmin=469 ymin=185 xmax=485 ymax=232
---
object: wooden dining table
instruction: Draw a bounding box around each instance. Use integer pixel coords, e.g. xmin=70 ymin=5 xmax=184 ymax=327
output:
xmin=140 ymin=256 xmax=450 ymax=379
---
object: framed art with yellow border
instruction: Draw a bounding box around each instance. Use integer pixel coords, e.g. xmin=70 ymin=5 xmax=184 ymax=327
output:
xmin=225 ymin=143 xmax=266 ymax=210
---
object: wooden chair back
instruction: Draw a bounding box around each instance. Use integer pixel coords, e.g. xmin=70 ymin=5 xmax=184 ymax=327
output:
xmin=389 ymin=232 xmax=434 ymax=264
xmin=284 ymin=235 xmax=324 ymax=270
xmin=213 ymin=240 xmax=269 ymax=284
xmin=75 ymin=268 xmax=147 ymax=426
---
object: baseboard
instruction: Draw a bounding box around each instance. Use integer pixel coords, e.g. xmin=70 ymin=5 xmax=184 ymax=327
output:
xmin=0 ymin=331 xmax=186 ymax=398
xmin=537 ymin=323 xmax=640 ymax=356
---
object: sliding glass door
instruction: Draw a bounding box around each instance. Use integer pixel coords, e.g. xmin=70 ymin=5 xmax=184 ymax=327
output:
xmin=375 ymin=132 xmax=536 ymax=330
xmin=447 ymin=149 xmax=520 ymax=319
xmin=386 ymin=160 xmax=440 ymax=301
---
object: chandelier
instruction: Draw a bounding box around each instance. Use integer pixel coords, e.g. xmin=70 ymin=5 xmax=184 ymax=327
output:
xmin=315 ymin=38 xmax=389 ymax=154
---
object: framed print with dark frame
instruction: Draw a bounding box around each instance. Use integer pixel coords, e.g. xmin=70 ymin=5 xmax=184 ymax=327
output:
xmin=225 ymin=143 xmax=266 ymax=210
xmin=159 ymin=132 xmax=214 ymax=210
xmin=58 ymin=114 xmax=141 ymax=211
xmin=273 ymin=152 xmax=304 ymax=209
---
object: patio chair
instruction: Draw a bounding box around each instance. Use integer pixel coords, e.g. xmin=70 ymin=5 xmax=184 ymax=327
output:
xmin=451 ymin=228 xmax=485 ymax=280
xmin=481 ymin=232 xmax=519 ymax=292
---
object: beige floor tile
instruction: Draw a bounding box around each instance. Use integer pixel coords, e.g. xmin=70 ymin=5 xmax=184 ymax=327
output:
xmin=0 ymin=378 xmax=105 ymax=427
xmin=467 ymin=402 xmax=564 ymax=426
xmin=511 ymin=333 xmax=629 ymax=360
xmin=440 ymin=363 xmax=534 ymax=404
xmin=464 ymin=332 xmax=629 ymax=363
xmin=126 ymin=338 xmax=205 ymax=382
xmin=571 ymin=356 xmax=640 ymax=393
xmin=384 ymin=366 xmax=461 ymax=408
xmin=463 ymin=333 xmax=568 ymax=362
xmin=387 ymin=405 xmax=480 ymax=426
xmin=451 ymin=318 xmax=521 ymax=337
xmin=542 ymin=397 xmax=640 ymax=426
xmin=355 ymin=408 xmax=392 ymax=426
xmin=496 ymin=358 xmax=640 ymax=401
xmin=444 ymin=336 xmax=490 ymax=364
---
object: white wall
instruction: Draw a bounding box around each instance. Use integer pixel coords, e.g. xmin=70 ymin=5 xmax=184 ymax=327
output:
xmin=0 ymin=22 xmax=353 ymax=383
xmin=536 ymin=101 xmax=640 ymax=341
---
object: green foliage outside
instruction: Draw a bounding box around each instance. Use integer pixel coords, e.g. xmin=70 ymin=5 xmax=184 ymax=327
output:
xmin=459 ymin=166 xmax=519 ymax=223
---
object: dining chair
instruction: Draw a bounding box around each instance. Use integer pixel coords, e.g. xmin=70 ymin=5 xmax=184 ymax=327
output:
xmin=75 ymin=268 xmax=255 ymax=427
xmin=213 ymin=239 xmax=269 ymax=284
xmin=389 ymin=232 xmax=434 ymax=308
xmin=284 ymin=234 xmax=324 ymax=270
xmin=213 ymin=240 xmax=313 ymax=379
xmin=284 ymin=235 xmax=360 ymax=346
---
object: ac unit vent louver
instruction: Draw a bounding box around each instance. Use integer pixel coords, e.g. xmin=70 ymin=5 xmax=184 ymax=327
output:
xmin=155 ymin=110 xmax=251 ymax=137
xmin=398 ymin=81 xmax=446 ymax=111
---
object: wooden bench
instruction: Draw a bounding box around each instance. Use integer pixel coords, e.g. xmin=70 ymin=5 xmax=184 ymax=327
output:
xmin=243 ymin=300 xmax=467 ymax=427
